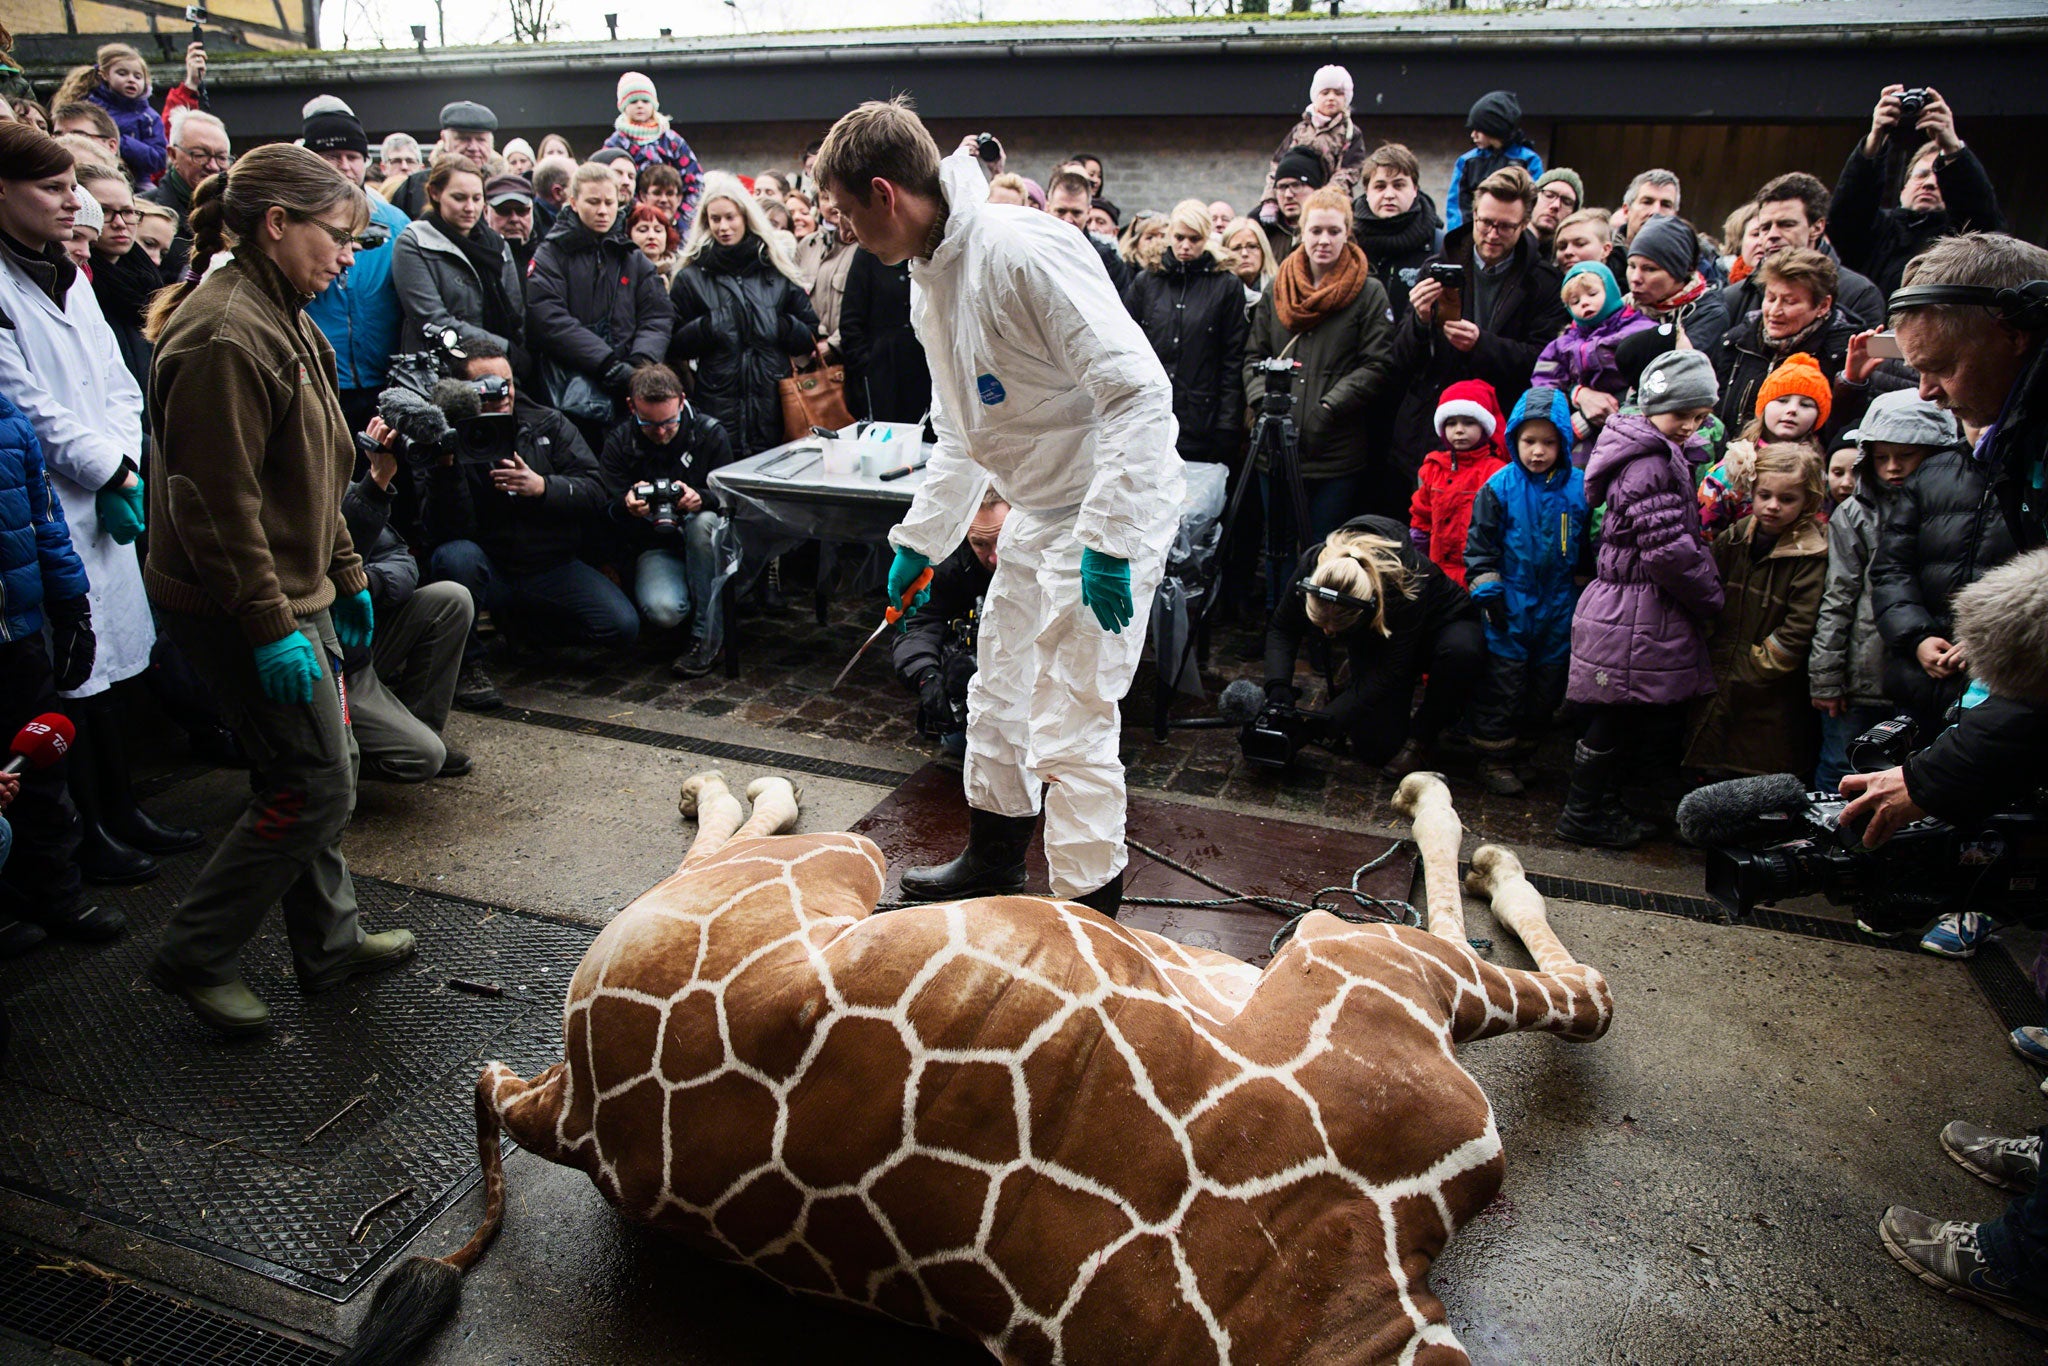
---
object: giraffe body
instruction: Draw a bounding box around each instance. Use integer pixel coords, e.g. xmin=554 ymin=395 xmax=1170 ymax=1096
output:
xmin=472 ymin=773 xmax=1611 ymax=1366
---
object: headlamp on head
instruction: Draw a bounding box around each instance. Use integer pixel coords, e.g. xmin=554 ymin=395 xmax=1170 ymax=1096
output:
xmin=1296 ymin=578 xmax=1376 ymax=616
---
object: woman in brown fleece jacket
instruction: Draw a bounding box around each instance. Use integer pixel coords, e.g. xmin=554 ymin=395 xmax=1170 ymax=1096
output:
xmin=140 ymin=144 xmax=416 ymax=1038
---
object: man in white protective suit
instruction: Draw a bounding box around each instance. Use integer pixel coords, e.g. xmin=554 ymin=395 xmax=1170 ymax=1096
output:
xmin=815 ymin=98 xmax=1184 ymax=919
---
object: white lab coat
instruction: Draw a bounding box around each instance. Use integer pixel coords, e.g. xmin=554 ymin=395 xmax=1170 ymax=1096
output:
xmin=896 ymin=151 xmax=1185 ymax=896
xmin=0 ymin=250 xmax=155 ymax=697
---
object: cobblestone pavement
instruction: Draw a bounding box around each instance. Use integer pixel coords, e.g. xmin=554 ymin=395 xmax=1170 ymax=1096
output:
xmin=477 ymin=593 xmax=1697 ymax=867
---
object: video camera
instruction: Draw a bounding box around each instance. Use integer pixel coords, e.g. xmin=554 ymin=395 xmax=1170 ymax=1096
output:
xmin=1219 ymin=679 xmax=1330 ymax=770
xmin=1255 ymin=356 xmax=1301 ymax=419
xmin=1685 ymin=715 xmax=2048 ymax=934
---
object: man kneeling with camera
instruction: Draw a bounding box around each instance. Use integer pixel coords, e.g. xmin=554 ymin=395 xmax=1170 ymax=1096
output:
xmin=892 ymin=491 xmax=1007 ymax=756
xmin=597 ymin=365 xmax=734 ymax=680
xmin=419 ymin=338 xmax=635 ymax=709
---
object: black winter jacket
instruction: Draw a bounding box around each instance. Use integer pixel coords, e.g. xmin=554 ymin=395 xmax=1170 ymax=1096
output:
xmin=423 ymin=396 xmax=609 ymax=577
xmin=1905 ymin=697 xmax=2048 ymax=827
xmin=596 ymin=405 xmax=735 ymax=553
xmin=1264 ymin=514 xmax=1476 ymax=730
xmin=840 ymin=248 xmax=931 ymax=427
xmin=526 ymin=212 xmax=674 ymax=380
xmin=1827 ymin=142 xmax=2004 ymax=298
xmin=1123 ymin=253 xmax=1248 ymax=464
xmin=891 ymin=540 xmax=992 ymax=687
xmin=1388 ymin=228 xmax=1568 ymax=475
xmin=1870 ymin=444 xmax=2017 ymax=719
xmin=1709 ymin=308 xmax=1859 ymax=441
xmin=668 ymin=236 xmax=819 ymax=459
xmin=1719 ymin=255 xmax=1887 ymax=334
xmin=1351 ymin=191 xmax=1442 ymax=319
xmin=339 ymin=475 xmax=417 ymax=674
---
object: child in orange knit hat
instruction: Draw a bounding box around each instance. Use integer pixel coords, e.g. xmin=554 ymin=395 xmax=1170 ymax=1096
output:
xmin=1697 ymin=351 xmax=1831 ymax=541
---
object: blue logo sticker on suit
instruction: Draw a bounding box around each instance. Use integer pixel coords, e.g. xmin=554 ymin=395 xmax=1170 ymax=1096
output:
xmin=977 ymin=373 xmax=1007 ymax=405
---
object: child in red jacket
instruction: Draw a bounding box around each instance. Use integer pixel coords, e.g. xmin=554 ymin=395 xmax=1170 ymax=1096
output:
xmin=1410 ymin=378 xmax=1507 ymax=587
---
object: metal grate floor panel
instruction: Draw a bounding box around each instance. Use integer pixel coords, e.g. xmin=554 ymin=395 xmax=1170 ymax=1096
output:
xmin=0 ymin=865 xmax=592 ymax=1299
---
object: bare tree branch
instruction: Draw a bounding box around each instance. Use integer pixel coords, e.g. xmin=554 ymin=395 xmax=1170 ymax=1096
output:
xmin=508 ymin=0 xmax=561 ymax=43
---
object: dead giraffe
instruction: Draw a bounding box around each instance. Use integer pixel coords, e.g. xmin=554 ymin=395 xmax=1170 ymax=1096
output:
xmin=342 ymin=770 xmax=1612 ymax=1365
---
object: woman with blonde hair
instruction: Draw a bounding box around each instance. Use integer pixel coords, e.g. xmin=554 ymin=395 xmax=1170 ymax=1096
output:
xmin=1221 ymin=216 xmax=1277 ymax=312
xmin=143 ymin=142 xmax=414 ymax=1036
xmin=1263 ymin=513 xmax=1484 ymax=777
xmin=1122 ymin=198 xmax=1246 ymax=464
xmin=667 ymin=171 xmax=818 ymax=458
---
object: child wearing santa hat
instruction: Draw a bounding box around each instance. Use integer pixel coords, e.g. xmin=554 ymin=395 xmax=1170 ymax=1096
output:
xmin=602 ymin=71 xmax=704 ymax=216
xmin=1411 ymin=378 xmax=1509 ymax=587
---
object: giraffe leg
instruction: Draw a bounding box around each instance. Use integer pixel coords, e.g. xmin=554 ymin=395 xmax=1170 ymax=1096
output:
xmin=735 ymin=776 xmax=802 ymax=840
xmin=1459 ymin=844 xmax=1614 ymax=1041
xmin=678 ymin=771 xmax=746 ymax=868
xmin=1465 ymin=845 xmax=1573 ymax=973
xmin=1393 ymin=772 xmax=1465 ymax=944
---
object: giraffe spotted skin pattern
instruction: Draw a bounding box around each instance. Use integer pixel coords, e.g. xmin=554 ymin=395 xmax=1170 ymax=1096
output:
xmin=464 ymin=771 xmax=1612 ymax=1365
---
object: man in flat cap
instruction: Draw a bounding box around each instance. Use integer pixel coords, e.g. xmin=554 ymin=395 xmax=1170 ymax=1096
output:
xmin=390 ymin=100 xmax=497 ymax=218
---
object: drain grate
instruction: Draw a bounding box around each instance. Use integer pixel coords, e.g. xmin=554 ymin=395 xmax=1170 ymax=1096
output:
xmin=0 ymin=1244 xmax=335 ymax=1364
xmin=501 ymin=706 xmax=914 ymax=788
xmin=0 ymin=866 xmax=592 ymax=1299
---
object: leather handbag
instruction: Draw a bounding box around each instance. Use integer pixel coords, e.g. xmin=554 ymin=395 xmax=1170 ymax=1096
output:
xmin=541 ymin=358 xmax=617 ymax=427
xmin=779 ymin=358 xmax=853 ymax=441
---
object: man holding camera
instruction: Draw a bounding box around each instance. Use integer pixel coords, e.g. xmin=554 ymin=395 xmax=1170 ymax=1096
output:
xmin=1837 ymin=232 xmax=2048 ymax=1329
xmin=597 ymin=364 xmax=733 ymax=680
xmin=417 ymin=339 xmax=635 ymax=709
xmin=1828 ymin=85 xmax=2003 ymax=298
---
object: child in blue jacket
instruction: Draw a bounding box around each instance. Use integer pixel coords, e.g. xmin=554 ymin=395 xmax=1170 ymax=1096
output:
xmin=1463 ymin=387 xmax=1591 ymax=795
xmin=1443 ymin=90 xmax=1544 ymax=234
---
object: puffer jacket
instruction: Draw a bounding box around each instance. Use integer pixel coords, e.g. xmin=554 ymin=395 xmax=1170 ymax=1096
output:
xmin=1827 ymin=142 xmax=2004 ymax=297
xmin=1530 ymin=306 xmax=1658 ymax=405
xmin=85 ymin=84 xmax=166 ymax=186
xmin=528 ymin=210 xmax=674 ymax=382
xmin=1242 ymin=271 xmax=1396 ymax=483
xmin=1567 ymin=412 xmax=1724 ymax=706
xmin=669 ymin=237 xmax=819 ymax=459
xmin=1870 ymin=441 xmax=2014 ymax=719
xmin=390 ymin=216 xmax=526 ymax=360
xmin=1443 ymin=141 xmax=1544 ymax=235
xmin=1123 ymin=252 xmax=1248 ymax=464
xmin=1261 ymin=110 xmax=1369 ymax=202
xmin=1808 ymin=463 xmax=1900 ymax=711
xmin=1685 ymin=515 xmax=1828 ymax=776
xmin=1709 ymin=308 xmax=1858 ymax=440
xmin=1409 ymin=442 xmax=1505 ymax=588
xmin=1465 ymin=388 xmax=1589 ymax=664
xmin=0 ymin=385 xmax=89 ymax=641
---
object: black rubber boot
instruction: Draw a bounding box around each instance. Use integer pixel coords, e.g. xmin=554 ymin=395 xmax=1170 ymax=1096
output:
xmin=88 ymin=695 xmax=202 ymax=855
xmin=899 ymin=809 xmax=1038 ymax=902
xmin=63 ymin=706 xmax=158 ymax=885
xmin=1071 ymin=870 xmax=1124 ymax=921
xmin=1554 ymin=742 xmax=1642 ymax=850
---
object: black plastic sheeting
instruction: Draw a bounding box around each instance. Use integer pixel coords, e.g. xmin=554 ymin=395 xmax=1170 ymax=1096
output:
xmin=0 ymin=868 xmax=591 ymax=1299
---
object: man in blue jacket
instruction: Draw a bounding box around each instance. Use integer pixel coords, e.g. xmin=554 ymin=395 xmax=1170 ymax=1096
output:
xmin=0 ymin=375 xmax=113 ymax=954
xmin=302 ymin=97 xmax=409 ymax=435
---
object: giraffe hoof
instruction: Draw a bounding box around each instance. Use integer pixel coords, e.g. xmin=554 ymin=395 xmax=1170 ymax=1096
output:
xmin=1465 ymin=844 xmax=1519 ymax=895
xmin=743 ymin=776 xmax=802 ymax=834
xmin=679 ymin=771 xmax=729 ymax=820
xmin=1391 ymin=771 xmax=1451 ymax=817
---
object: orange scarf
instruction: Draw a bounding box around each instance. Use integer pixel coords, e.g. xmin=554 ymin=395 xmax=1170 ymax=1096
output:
xmin=1274 ymin=241 xmax=1369 ymax=333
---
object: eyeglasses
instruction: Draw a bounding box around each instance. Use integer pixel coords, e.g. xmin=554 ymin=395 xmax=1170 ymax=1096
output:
xmin=101 ymin=207 xmax=142 ymax=225
xmin=1536 ymin=186 xmax=1577 ymax=208
xmin=1472 ymin=216 xmax=1524 ymax=237
xmin=177 ymin=147 xmax=232 ymax=167
xmin=297 ymin=216 xmax=382 ymax=250
xmin=634 ymin=414 xmax=682 ymax=432
xmin=490 ymin=201 xmax=532 ymax=214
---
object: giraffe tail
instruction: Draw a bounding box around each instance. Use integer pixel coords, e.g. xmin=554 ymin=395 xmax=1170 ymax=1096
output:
xmin=334 ymin=1067 xmax=513 ymax=1363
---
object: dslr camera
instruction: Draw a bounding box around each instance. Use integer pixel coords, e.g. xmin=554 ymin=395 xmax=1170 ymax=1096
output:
xmin=1700 ymin=715 xmax=2048 ymax=934
xmin=631 ymin=477 xmax=691 ymax=535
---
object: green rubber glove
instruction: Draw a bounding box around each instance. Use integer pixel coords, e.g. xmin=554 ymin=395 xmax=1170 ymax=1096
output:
xmin=252 ymin=630 xmax=321 ymax=705
xmin=95 ymin=476 xmax=145 ymax=545
xmin=886 ymin=546 xmax=932 ymax=619
xmin=1079 ymin=548 xmax=1133 ymax=634
xmin=332 ymin=589 xmax=375 ymax=652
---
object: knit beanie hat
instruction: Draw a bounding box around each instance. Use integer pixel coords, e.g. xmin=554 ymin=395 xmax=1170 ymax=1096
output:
xmin=502 ymin=136 xmax=534 ymax=165
xmin=1562 ymin=261 xmax=1624 ymax=327
xmin=617 ymin=71 xmax=657 ymax=112
xmin=1755 ymin=352 xmax=1832 ymax=427
xmin=1627 ymin=214 xmax=1696 ymax=283
xmin=1533 ymin=166 xmax=1583 ymax=207
xmin=302 ymin=94 xmax=369 ymax=158
xmin=1435 ymin=378 xmax=1505 ymax=443
xmin=1310 ymin=65 xmax=1353 ymax=105
xmin=71 ymin=191 xmax=102 ymax=234
xmin=1466 ymin=90 xmax=1521 ymax=141
xmin=1638 ymin=349 xmax=1718 ymax=415
xmin=1273 ymin=145 xmax=1329 ymax=190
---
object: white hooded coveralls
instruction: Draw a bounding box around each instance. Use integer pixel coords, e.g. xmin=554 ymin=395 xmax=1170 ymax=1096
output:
xmin=892 ymin=151 xmax=1185 ymax=897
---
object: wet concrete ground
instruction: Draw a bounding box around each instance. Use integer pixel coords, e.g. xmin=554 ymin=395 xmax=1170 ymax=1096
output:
xmin=2 ymin=611 xmax=2045 ymax=1363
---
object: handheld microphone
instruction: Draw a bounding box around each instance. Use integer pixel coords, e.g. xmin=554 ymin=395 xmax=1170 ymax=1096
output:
xmin=2 ymin=714 xmax=75 ymax=776
xmin=1219 ymin=679 xmax=1268 ymax=725
xmin=1675 ymin=772 xmax=1812 ymax=848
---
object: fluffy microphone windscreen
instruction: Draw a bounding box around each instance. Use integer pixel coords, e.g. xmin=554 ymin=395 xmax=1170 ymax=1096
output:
xmin=1674 ymin=772 xmax=1811 ymax=847
xmin=11 ymin=713 xmax=75 ymax=768
xmin=1219 ymin=679 xmax=1268 ymax=725
xmin=431 ymin=378 xmax=484 ymax=423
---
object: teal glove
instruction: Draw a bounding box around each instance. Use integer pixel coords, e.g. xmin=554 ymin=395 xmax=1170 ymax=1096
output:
xmin=332 ymin=589 xmax=374 ymax=652
xmin=95 ymin=476 xmax=145 ymax=545
xmin=886 ymin=546 xmax=932 ymax=619
xmin=252 ymin=630 xmax=321 ymax=705
xmin=1079 ymin=548 xmax=1133 ymax=634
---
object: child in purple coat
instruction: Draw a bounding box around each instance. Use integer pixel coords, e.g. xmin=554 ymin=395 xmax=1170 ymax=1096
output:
xmin=1560 ymin=349 xmax=1725 ymax=849
xmin=54 ymin=44 xmax=166 ymax=187
xmin=1529 ymin=261 xmax=1655 ymax=464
